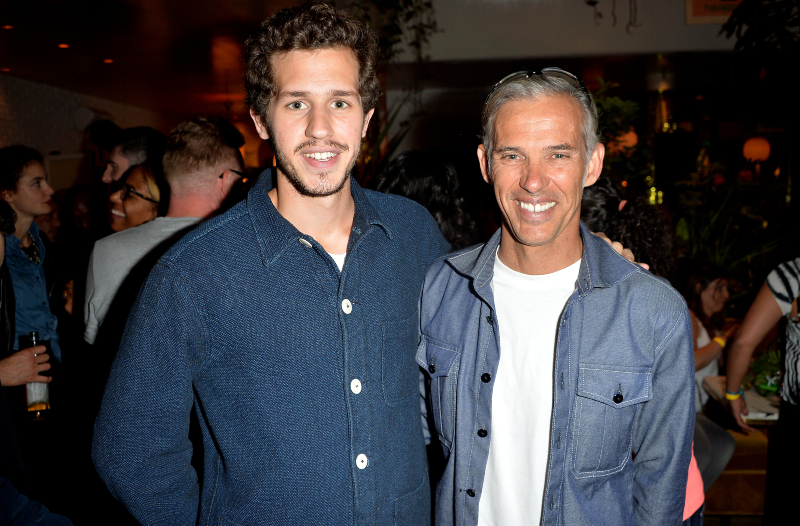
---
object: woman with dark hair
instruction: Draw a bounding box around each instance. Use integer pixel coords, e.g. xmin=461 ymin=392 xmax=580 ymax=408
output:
xmin=678 ymin=260 xmax=738 ymax=503
xmin=0 ymin=146 xmax=61 ymax=364
xmin=371 ymin=150 xmax=478 ymax=250
xmin=108 ymin=163 xmax=166 ymax=232
xmin=0 ymin=199 xmax=71 ymax=525
xmin=581 ymin=176 xmax=676 ymax=280
xmin=680 ymin=261 xmax=739 ymax=412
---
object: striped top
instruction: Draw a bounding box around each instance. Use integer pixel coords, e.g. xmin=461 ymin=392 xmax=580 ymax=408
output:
xmin=766 ymin=257 xmax=800 ymax=405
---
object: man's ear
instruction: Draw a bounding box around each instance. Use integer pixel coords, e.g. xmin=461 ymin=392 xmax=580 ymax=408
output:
xmin=583 ymin=143 xmax=605 ymax=188
xmin=477 ymin=144 xmax=492 ymax=184
xmin=361 ymin=108 xmax=375 ymax=138
xmin=249 ymin=109 xmax=270 ymax=140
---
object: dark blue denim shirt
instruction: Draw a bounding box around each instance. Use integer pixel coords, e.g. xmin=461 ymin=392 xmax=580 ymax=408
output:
xmin=92 ymin=171 xmax=449 ymax=526
xmin=4 ymin=223 xmax=61 ymax=361
xmin=417 ymin=225 xmax=694 ymax=526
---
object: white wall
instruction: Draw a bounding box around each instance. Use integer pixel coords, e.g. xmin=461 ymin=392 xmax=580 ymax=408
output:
xmin=411 ymin=0 xmax=735 ymax=62
xmin=0 ymin=74 xmax=163 ymax=156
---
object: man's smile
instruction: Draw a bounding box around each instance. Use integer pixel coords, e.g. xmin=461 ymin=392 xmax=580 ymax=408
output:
xmin=515 ymin=200 xmax=555 ymax=213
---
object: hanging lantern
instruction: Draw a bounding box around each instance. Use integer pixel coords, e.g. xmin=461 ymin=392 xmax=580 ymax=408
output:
xmin=743 ymin=137 xmax=770 ymax=163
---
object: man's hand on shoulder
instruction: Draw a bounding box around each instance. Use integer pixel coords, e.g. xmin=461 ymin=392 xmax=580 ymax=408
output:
xmin=0 ymin=347 xmax=51 ymax=386
xmin=592 ymin=232 xmax=650 ymax=271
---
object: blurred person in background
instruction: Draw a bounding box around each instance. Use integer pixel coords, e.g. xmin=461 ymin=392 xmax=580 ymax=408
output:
xmin=0 ymin=146 xmax=61 ymax=365
xmin=580 ymin=176 xmax=676 ymax=280
xmin=107 ymin=163 xmax=165 ymax=233
xmin=581 ymin=178 xmax=703 ymax=525
xmin=0 ymin=159 xmax=71 ymax=526
xmin=85 ymin=117 xmax=244 ymax=347
xmin=724 ymin=257 xmax=799 ymax=524
xmin=101 ymin=127 xmax=166 ymax=185
xmin=679 ymin=261 xmax=738 ymax=492
xmin=370 ymin=150 xmax=478 ymax=250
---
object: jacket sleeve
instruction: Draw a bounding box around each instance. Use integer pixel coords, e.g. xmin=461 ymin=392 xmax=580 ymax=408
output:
xmin=631 ymin=304 xmax=695 ymax=525
xmin=92 ymin=261 xmax=207 ymax=525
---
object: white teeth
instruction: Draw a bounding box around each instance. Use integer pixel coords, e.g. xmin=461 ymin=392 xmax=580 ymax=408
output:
xmin=303 ymin=152 xmax=336 ymax=161
xmin=517 ymin=201 xmax=555 ymax=213
xmin=111 ymin=209 xmax=125 ymax=217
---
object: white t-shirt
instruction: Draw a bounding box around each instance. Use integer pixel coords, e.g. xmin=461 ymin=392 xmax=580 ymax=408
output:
xmin=478 ymin=255 xmax=580 ymax=526
xmin=329 ymin=252 xmax=346 ymax=271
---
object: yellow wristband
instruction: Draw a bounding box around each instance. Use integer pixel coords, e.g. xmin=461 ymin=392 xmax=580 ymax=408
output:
xmin=713 ymin=336 xmax=727 ymax=348
xmin=725 ymin=388 xmax=744 ymax=400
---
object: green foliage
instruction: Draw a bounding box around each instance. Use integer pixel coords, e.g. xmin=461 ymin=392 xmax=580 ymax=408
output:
xmin=343 ymin=0 xmax=439 ymax=181
xmin=673 ymin=147 xmax=783 ymax=285
xmin=743 ymin=337 xmax=784 ymax=396
xmin=721 ymin=0 xmax=800 ymax=53
xmin=347 ymin=0 xmax=439 ymax=63
xmin=592 ymin=79 xmax=653 ymax=186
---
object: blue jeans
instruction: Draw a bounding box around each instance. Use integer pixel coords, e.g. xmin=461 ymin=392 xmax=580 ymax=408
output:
xmin=683 ymin=503 xmax=704 ymax=526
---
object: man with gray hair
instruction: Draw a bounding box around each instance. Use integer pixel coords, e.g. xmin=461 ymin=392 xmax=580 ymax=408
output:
xmin=417 ymin=68 xmax=695 ymax=525
xmin=101 ymin=126 xmax=167 ymax=184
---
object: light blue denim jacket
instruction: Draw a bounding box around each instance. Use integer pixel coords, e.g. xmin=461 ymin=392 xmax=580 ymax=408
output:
xmin=4 ymin=223 xmax=61 ymax=361
xmin=417 ymin=224 xmax=694 ymax=526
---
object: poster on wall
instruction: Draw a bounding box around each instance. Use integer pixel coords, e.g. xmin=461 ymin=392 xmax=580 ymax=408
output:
xmin=685 ymin=0 xmax=743 ymax=25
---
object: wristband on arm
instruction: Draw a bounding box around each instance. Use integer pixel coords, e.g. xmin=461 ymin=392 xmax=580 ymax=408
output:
xmin=725 ymin=387 xmax=745 ymax=400
xmin=713 ymin=336 xmax=727 ymax=348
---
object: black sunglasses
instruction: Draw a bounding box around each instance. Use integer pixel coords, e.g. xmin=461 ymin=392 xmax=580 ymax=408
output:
xmin=484 ymin=67 xmax=590 ymax=107
xmin=120 ymin=184 xmax=159 ymax=204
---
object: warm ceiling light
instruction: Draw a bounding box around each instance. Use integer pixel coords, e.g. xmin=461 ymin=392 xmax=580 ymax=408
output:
xmin=1 ymin=68 xmax=9 ymax=72
xmin=2 ymin=25 xmax=12 ymax=30
xmin=103 ymin=59 xmax=113 ymax=63
xmin=58 ymin=43 xmax=69 ymax=49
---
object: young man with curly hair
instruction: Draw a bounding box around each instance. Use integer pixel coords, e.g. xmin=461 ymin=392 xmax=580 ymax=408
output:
xmin=92 ymin=3 xmax=448 ymax=525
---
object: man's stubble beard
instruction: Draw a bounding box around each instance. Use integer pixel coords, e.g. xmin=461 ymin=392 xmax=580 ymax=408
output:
xmin=269 ymin=135 xmax=361 ymax=198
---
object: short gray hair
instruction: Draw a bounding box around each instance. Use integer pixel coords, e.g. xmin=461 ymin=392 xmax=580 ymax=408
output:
xmin=481 ymin=73 xmax=600 ymax=177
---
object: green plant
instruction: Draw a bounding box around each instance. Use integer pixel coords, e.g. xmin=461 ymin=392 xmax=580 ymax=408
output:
xmin=721 ymin=0 xmax=800 ymax=53
xmin=592 ymin=79 xmax=653 ymax=188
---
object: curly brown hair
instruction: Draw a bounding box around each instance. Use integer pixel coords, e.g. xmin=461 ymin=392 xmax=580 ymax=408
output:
xmin=244 ymin=1 xmax=381 ymax=121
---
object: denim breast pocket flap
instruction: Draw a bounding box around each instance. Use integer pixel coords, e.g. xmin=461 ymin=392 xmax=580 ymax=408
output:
xmin=416 ymin=337 xmax=459 ymax=378
xmin=576 ymin=364 xmax=653 ymax=409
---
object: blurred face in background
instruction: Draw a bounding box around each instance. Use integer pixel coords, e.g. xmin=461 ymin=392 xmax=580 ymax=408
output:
xmin=1 ymin=161 xmax=54 ymax=223
xmin=102 ymin=146 xmax=131 ymax=184
xmin=34 ymin=202 xmax=61 ymax=243
xmin=109 ymin=166 xmax=158 ymax=232
xmin=699 ymin=278 xmax=730 ymax=317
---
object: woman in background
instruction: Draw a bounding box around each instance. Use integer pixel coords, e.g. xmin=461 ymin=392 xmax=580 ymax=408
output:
xmin=0 ymin=145 xmax=62 ymax=365
xmin=108 ymin=163 xmax=164 ymax=233
xmin=679 ymin=261 xmax=738 ymax=497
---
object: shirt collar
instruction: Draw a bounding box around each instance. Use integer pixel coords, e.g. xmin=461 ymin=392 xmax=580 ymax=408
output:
xmin=247 ymin=169 xmax=390 ymax=267
xmin=446 ymin=222 xmax=638 ymax=296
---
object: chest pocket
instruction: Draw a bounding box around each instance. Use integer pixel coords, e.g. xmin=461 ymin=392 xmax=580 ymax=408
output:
xmin=416 ymin=336 xmax=460 ymax=448
xmin=571 ymin=364 xmax=653 ymax=478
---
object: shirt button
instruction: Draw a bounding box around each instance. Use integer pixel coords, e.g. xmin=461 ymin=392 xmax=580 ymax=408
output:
xmin=485 ymin=315 xmax=493 ymax=326
xmin=298 ymin=238 xmax=312 ymax=248
xmin=428 ymin=364 xmax=436 ymax=374
xmin=481 ymin=373 xmax=491 ymax=383
xmin=341 ymin=299 xmax=352 ymax=314
xmin=614 ymin=393 xmax=624 ymax=404
xmin=356 ymin=454 xmax=368 ymax=469
xmin=477 ymin=429 xmax=487 ymax=438
xmin=350 ymin=379 xmax=362 ymax=394
xmin=466 ymin=489 xmax=475 ymax=497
